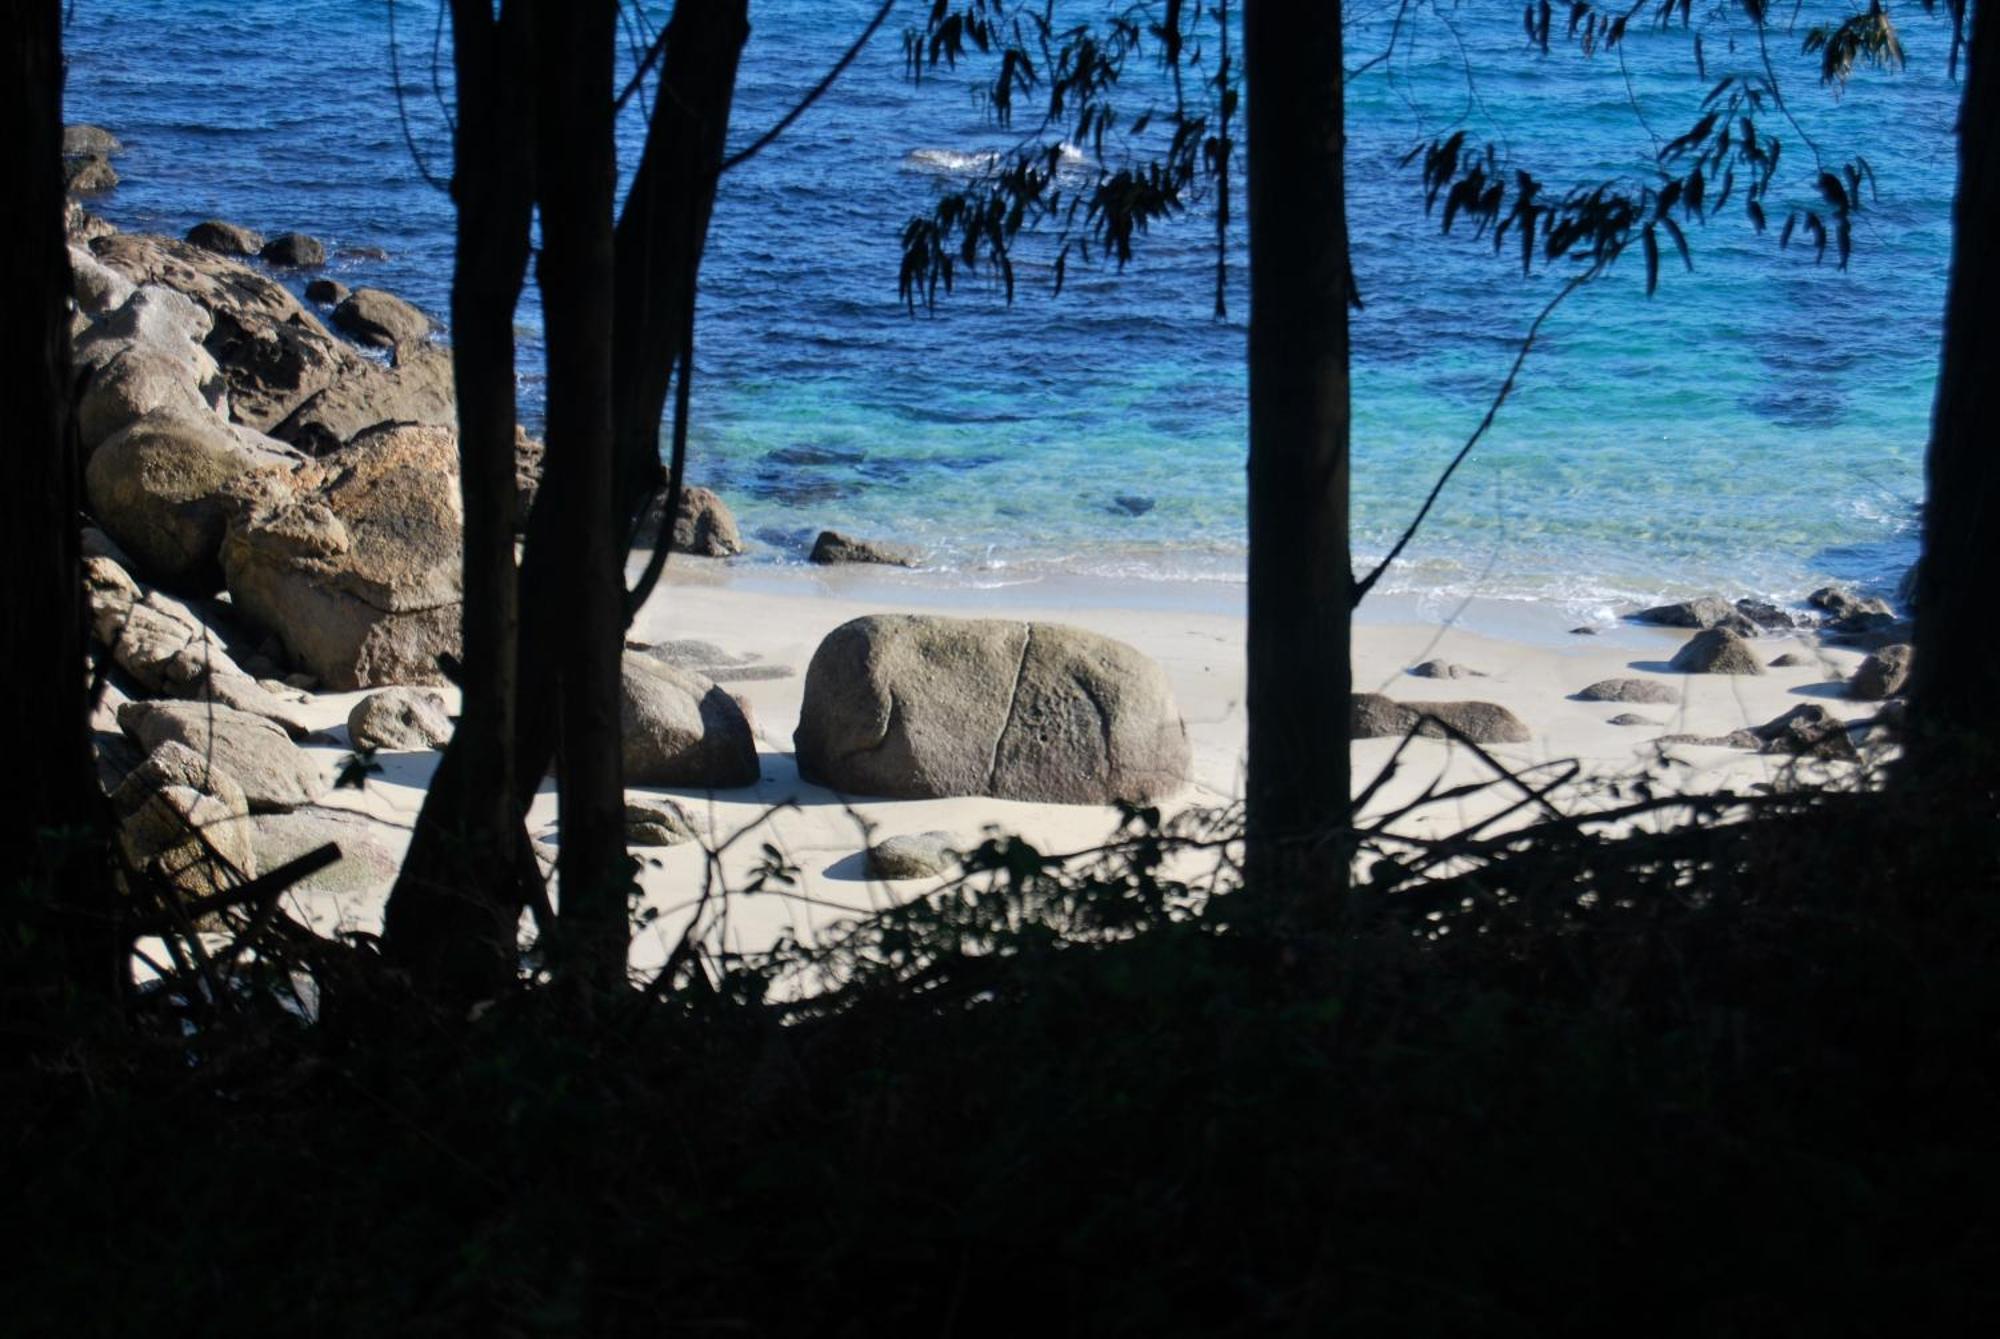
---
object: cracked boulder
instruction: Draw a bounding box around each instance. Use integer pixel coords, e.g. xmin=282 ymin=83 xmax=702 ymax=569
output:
xmin=620 ymin=653 xmax=760 ymax=788
xmin=84 ymin=409 xmax=306 ymax=590
xmin=794 ymin=614 xmax=1190 ymax=804
xmin=111 ymin=741 xmax=258 ymax=900
xmin=221 ymin=422 xmax=463 ymax=690
xmin=117 ymin=700 xmax=324 ymax=813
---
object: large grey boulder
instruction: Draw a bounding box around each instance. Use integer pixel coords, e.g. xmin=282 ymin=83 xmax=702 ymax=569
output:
xmin=248 ymin=808 xmax=401 ymax=898
xmin=1574 ymin=677 xmax=1680 ymax=705
xmin=1349 ymin=694 xmax=1533 ymax=744
xmin=347 ymin=687 xmax=453 ymax=751
xmin=85 ymin=410 xmax=304 ymax=589
xmin=77 ymin=346 xmax=226 ymax=450
xmin=74 ymin=285 xmax=230 ymax=449
xmin=110 ymin=741 xmax=258 ymax=899
xmin=186 ymin=220 xmax=264 ymax=257
xmin=795 ymin=615 xmax=1190 ymax=804
xmin=620 ymin=653 xmax=760 ymax=788
xmin=1667 ymin=628 xmax=1766 ymax=675
xmin=222 ymin=423 xmax=463 ymax=690
xmin=117 ymin=700 xmax=324 ymax=812
xmin=1850 ymin=643 xmax=1913 ymax=701
xmin=331 ymin=287 xmax=432 ymax=349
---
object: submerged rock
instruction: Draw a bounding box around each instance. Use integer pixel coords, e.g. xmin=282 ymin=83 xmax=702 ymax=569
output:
xmin=809 ymin=530 xmax=919 ymax=567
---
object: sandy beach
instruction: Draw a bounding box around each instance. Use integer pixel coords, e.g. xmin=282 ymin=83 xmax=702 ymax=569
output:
xmin=247 ymin=557 xmax=1883 ymax=976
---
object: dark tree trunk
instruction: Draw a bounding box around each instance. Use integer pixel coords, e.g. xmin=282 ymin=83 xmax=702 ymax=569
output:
xmin=1241 ymin=2 xmax=1353 ymax=931
xmin=512 ymin=3 xmax=749 ymax=815
xmin=532 ymin=1 xmax=630 ymax=993
xmin=0 ymin=1 xmax=118 ymax=1030
xmin=1908 ymin=0 xmax=2000 ymax=790
xmin=381 ymin=0 xmax=539 ymax=1003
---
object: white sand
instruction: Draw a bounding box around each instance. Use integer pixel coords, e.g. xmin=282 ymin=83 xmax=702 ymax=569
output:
xmin=257 ymin=559 xmax=1883 ymax=977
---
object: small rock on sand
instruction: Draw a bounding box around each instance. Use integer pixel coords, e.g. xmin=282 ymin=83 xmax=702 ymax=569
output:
xmin=866 ymin=831 xmax=961 ymax=880
xmin=1408 ymin=659 xmax=1484 ymax=679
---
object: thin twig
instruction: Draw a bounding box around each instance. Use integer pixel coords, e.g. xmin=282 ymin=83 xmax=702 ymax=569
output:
xmin=1352 ymin=266 xmax=1594 ymax=605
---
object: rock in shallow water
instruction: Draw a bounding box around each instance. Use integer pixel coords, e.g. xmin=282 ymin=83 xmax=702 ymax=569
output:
xmin=186 ymin=219 xmax=264 ymax=257
xmin=809 ymin=530 xmax=919 ymax=567
xmin=796 ymin=615 xmax=1190 ymax=804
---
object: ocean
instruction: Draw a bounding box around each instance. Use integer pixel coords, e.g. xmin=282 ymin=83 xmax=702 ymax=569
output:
xmin=61 ymin=0 xmax=1959 ymax=616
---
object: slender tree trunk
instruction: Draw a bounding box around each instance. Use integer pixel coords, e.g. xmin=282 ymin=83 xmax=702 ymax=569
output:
xmin=381 ymin=0 xmax=538 ymax=1003
xmin=532 ymin=1 xmax=630 ymax=993
xmin=1908 ymin=0 xmax=2000 ymax=790
xmin=512 ymin=4 xmax=748 ymax=814
xmin=0 ymin=1 xmax=118 ymax=1034
xmin=1241 ymin=2 xmax=1353 ymax=932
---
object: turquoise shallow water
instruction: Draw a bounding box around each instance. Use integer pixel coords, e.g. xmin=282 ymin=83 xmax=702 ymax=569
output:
xmin=63 ymin=2 xmax=1957 ymax=612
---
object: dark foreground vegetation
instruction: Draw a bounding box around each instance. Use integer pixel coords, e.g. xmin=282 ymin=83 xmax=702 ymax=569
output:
xmin=8 ymin=778 xmax=1996 ymax=1334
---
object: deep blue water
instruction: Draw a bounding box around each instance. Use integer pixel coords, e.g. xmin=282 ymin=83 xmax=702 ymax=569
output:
xmin=63 ymin=1 xmax=1958 ymax=611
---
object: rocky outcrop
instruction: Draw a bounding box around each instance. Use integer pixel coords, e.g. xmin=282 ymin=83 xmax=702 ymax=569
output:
xmin=347 ymin=688 xmax=453 ymax=751
xmin=63 ymin=124 xmax=123 ymax=155
xmin=1849 ymin=643 xmax=1912 ymax=701
xmin=620 ymin=653 xmax=761 ymax=788
xmin=810 ymin=530 xmax=919 ymax=567
xmin=187 ymin=220 xmax=264 ymax=257
xmin=795 ymin=615 xmax=1190 ymax=804
xmin=110 ymin=741 xmax=257 ymax=898
xmin=65 ymin=154 xmax=119 ymax=193
xmin=625 ymin=796 xmax=701 ymax=848
xmin=1573 ymin=677 xmax=1680 ymax=705
xmin=331 ymin=287 xmax=432 ymax=349
xmin=84 ymin=556 xmax=310 ymax=735
xmin=1350 ymin=694 xmax=1532 ymax=744
xmin=73 ymin=285 xmax=229 ymax=448
xmin=268 ymin=340 xmax=454 ymax=454
xmin=91 ymin=232 xmax=319 ymax=332
xmin=85 ymin=410 xmax=304 ymax=589
xmin=866 ymin=831 xmax=960 ymax=880
xmin=117 ymin=700 xmax=324 ymax=812
xmin=1667 ymin=628 xmax=1765 ymax=675
xmin=222 ymin=423 xmax=464 ymax=690
xmin=260 ymin=232 xmax=326 ymax=268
